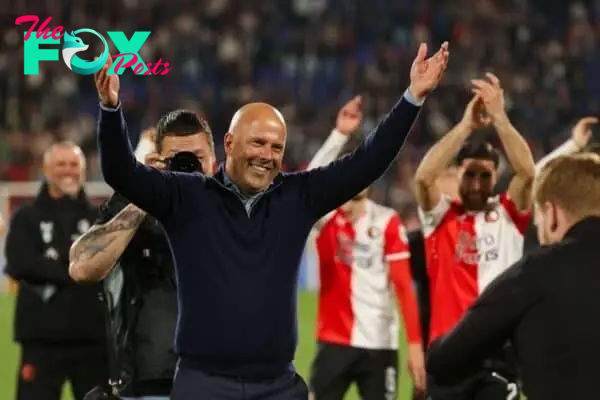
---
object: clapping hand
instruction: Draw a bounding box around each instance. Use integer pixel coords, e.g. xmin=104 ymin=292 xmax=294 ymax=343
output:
xmin=336 ymin=96 xmax=363 ymax=135
xmin=408 ymin=41 xmax=450 ymax=101
xmin=94 ymin=55 xmax=120 ymax=108
xmin=471 ymin=72 xmax=505 ymax=123
xmin=461 ymin=95 xmax=491 ymax=131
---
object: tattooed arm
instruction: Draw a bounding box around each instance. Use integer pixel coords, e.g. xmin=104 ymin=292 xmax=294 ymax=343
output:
xmin=69 ymin=203 xmax=146 ymax=282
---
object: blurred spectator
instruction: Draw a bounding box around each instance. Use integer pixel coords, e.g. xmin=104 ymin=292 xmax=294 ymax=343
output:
xmin=2 ymin=0 xmax=599 ymax=228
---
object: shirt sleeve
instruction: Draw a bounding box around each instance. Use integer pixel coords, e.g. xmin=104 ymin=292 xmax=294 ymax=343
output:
xmin=499 ymin=192 xmax=531 ymax=235
xmin=385 ymin=213 xmax=421 ymax=343
xmin=384 ymin=213 xmax=411 ymax=262
xmin=417 ymin=194 xmax=453 ymax=238
xmin=426 ymin=256 xmax=536 ymax=384
xmin=96 ymin=193 xmax=131 ymax=225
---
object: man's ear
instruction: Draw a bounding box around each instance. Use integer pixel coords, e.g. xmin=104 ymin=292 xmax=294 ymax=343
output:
xmin=224 ymin=132 xmax=234 ymax=156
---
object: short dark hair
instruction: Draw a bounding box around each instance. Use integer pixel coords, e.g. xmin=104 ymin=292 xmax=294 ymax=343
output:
xmin=154 ymin=109 xmax=214 ymax=152
xmin=455 ymin=140 xmax=499 ymax=167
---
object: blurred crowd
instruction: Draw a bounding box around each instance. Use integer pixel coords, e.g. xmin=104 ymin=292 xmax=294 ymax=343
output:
xmin=1 ymin=0 xmax=600 ymax=228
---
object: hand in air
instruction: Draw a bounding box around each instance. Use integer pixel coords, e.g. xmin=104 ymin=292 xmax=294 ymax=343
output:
xmin=409 ymin=41 xmax=450 ymax=101
xmin=93 ymin=55 xmax=120 ymax=108
xmin=471 ymin=72 xmax=505 ymax=122
xmin=461 ymin=94 xmax=491 ymax=130
xmin=571 ymin=116 xmax=598 ymax=150
xmin=336 ymin=96 xmax=363 ymax=135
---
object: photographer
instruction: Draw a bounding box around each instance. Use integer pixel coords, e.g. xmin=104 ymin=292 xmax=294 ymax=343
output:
xmin=70 ymin=110 xmax=215 ymax=400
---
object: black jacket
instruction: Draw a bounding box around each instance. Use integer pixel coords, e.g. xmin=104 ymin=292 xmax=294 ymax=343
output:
xmin=5 ymin=183 xmax=105 ymax=343
xmin=99 ymin=193 xmax=177 ymax=396
xmin=427 ymin=217 xmax=600 ymax=400
xmin=97 ymin=95 xmax=421 ymax=378
xmin=407 ymin=230 xmax=430 ymax=348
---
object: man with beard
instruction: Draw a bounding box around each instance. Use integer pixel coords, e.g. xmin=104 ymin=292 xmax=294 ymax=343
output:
xmin=427 ymin=153 xmax=600 ymax=400
xmin=414 ymin=73 xmax=535 ymax=400
xmin=306 ymin=97 xmax=426 ymax=399
xmin=5 ymin=141 xmax=107 ymax=400
xmin=69 ymin=110 xmax=216 ymax=400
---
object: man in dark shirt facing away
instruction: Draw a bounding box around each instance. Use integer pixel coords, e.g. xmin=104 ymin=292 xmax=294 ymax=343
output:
xmin=426 ymin=153 xmax=600 ymax=400
xmin=93 ymin=41 xmax=449 ymax=400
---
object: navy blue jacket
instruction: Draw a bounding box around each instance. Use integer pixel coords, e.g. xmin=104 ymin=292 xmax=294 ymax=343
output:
xmin=97 ymin=94 xmax=421 ymax=379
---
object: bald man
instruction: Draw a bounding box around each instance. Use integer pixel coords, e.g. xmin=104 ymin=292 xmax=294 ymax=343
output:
xmin=94 ymin=42 xmax=448 ymax=400
xmin=5 ymin=141 xmax=108 ymax=400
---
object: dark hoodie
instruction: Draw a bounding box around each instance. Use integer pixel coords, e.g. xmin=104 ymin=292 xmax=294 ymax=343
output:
xmin=5 ymin=182 xmax=105 ymax=343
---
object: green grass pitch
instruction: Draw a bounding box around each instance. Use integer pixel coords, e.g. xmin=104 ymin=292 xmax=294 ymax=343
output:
xmin=0 ymin=291 xmax=415 ymax=399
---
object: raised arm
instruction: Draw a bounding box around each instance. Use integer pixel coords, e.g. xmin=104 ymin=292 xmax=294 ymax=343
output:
xmin=302 ymin=42 xmax=449 ymax=218
xmin=69 ymin=193 xmax=146 ymax=283
xmin=414 ymin=95 xmax=485 ymax=212
xmin=5 ymin=207 xmax=70 ymax=285
xmin=308 ymin=97 xmax=361 ymax=230
xmin=473 ymin=73 xmax=535 ymax=211
xmin=95 ymin=55 xmax=201 ymax=220
xmin=534 ymin=116 xmax=596 ymax=174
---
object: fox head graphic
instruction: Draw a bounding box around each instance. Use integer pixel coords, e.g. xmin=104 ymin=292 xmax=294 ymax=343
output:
xmin=61 ymin=29 xmax=108 ymax=75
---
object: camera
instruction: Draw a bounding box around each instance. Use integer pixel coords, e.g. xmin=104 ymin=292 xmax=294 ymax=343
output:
xmin=165 ymin=151 xmax=203 ymax=173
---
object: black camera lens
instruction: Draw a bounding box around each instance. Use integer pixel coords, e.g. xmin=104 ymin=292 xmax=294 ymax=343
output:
xmin=165 ymin=151 xmax=203 ymax=173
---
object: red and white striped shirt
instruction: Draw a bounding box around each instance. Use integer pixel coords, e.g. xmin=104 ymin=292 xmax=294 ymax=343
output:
xmin=315 ymin=200 xmax=422 ymax=350
xmin=418 ymin=193 xmax=530 ymax=344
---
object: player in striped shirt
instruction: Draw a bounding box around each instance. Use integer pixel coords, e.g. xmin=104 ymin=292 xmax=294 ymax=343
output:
xmin=308 ymin=97 xmax=425 ymax=399
xmin=415 ymin=73 xmax=535 ymax=400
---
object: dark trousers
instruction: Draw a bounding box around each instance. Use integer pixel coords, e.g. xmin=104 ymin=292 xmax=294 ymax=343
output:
xmin=309 ymin=342 xmax=398 ymax=400
xmin=171 ymin=366 xmax=308 ymax=400
xmin=17 ymin=342 xmax=108 ymax=400
xmin=426 ymin=371 xmax=520 ymax=400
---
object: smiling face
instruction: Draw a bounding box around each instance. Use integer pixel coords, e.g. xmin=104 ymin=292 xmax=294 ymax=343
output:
xmin=43 ymin=143 xmax=86 ymax=198
xmin=457 ymin=158 xmax=498 ymax=211
xmin=224 ymin=103 xmax=286 ymax=194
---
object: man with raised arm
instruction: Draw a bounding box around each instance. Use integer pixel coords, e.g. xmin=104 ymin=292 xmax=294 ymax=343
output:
xmin=414 ymin=73 xmax=535 ymax=400
xmin=94 ymin=42 xmax=448 ymax=399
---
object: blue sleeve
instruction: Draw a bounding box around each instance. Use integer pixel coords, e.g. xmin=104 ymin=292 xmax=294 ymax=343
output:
xmin=97 ymin=103 xmax=205 ymax=221
xmin=301 ymin=90 xmax=422 ymax=218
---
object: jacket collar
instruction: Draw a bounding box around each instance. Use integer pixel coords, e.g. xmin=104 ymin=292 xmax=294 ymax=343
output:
xmin=564 ymin=216 xmax=600 ymax=239
xmin=212 ymin=163 xmax=284 ymax=194
xmin=34 ymin=181 xmax=91 ymax=210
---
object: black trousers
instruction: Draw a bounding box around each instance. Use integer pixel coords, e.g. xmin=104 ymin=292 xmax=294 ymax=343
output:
xmin=17 ymin=342 xmax=108 ymax=400
xmin=171 ymin=366 xmax=308 ymax=400
xmin=426 ymin=371 xmax=520 ymax=400
xmin=309 ymin=342 xmax=398 ymax=400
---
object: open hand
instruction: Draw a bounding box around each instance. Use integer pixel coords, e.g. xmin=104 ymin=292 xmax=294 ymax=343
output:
xmin=336 ymin=96 xmax=363 ymax=135
xmin=409 ymin=41 xmax=449 ymax=101
xmin=571 ymin=116 xmax=598 ymax=150
xmin=471 ymin=72 xmax=505 ymax=122
xmin=93 ymin=55 xmax=120 ymax=108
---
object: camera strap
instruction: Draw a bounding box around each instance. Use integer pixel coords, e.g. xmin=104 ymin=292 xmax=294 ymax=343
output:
xmin=98 ymin=286 xmax=124 ymax=395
